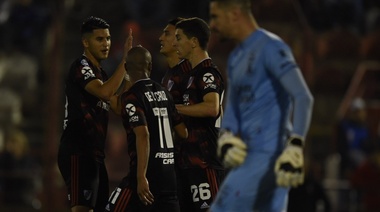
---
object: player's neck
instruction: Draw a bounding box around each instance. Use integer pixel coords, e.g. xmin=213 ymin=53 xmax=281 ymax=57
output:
xmin=83 ymin=52 xmax=101 ymax=69
xmin=236 ymin=17 xmax=259 ymax=43
xmin=188 ymin=50 xmax=209 ymax=69
xmin=166 ymin=54 xmax=181 ymax=68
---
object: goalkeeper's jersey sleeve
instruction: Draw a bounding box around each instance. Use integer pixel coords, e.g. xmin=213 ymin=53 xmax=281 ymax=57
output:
xmin=222 ymin=29 xmax=313 ymax=153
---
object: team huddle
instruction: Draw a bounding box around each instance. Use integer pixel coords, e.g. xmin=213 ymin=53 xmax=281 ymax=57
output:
xmin=57 ymin=0 xmax=314 ymax=212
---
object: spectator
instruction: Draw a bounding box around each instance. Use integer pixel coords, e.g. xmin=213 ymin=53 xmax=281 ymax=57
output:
xmin=336 ymin=97 xmax=370 ymax=178
xmin=0 ymin=128 xmax=42 ymax=209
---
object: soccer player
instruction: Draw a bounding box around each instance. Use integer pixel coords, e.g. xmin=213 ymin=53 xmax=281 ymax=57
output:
xmin=173 ymin=17 xmax=225 ymax=212
xmin=159 ymin=17 xmax=193 ymax=104
xmin=105 ymin=46 xmax=188 ymax=212
xmin=208 ymin=0 xmax=314 ymax=211
xmin=57 ymin=16 xmax=132 ymax=212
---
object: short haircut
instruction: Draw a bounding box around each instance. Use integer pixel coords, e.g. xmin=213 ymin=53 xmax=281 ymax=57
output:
xmin=168 ymin=17 xmax=185 ymax=26
xmin=81 ymin=16 xmax=110 ymax=35
xmin=175 ymin=17 xmax=210 ymax=50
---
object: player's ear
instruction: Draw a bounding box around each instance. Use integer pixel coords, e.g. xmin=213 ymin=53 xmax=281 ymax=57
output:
xmin=148 ymin=62 xmax=153 ymax=72
xmin=191 ymin=37 xmax=198 ymax=48
xmin=82 ymin=35 xmax=90 ymax=48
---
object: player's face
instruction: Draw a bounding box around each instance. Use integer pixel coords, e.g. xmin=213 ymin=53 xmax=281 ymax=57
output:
xmin=173 ymin=29 xmax=193 ymax=60
xmin=209 ymin=2 xmax=233 ymax=41
xmin=159 ymin=24 xmax=177 ymax=56
xmin=85 ymin=28 xmax=111 ymax=61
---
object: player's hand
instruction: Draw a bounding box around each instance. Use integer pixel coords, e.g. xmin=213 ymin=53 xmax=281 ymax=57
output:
xmin=123 ymin=28 xmax=133 ymax=57
xmin=137 ymin=177 xmax=154 ymax=205
xmin=274 ymin=135 xmax=304 ymax=187
xmin=217 ymin=130 xmax=247 ymax=168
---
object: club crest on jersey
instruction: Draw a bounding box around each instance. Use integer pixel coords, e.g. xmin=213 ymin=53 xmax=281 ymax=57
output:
xmin=203 ymin=73 xmax=214 ymax=83
xmin=125 ymin=103 xmax=136 ymax=116
xmin=83 ymin=190 xmax=92 ymax=200
xmin=81 ymin=66 xmax=95 ymax=80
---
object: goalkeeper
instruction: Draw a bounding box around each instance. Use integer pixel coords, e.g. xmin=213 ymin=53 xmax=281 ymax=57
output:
xmin=209 ymin=0 xmax=314 ymax=211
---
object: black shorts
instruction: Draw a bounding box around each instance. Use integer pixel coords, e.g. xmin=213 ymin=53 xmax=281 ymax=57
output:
xmin=177 ymin=167 xmax=225 ymax=212
xmin=57 ymin=146 xmax=109 ymax=211
xmin=105 ymin=182 xmax=180 ymax=212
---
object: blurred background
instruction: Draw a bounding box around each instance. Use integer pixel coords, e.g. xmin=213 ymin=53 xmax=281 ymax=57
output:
xmin=0 ymin=0 xmax=379 ymax=211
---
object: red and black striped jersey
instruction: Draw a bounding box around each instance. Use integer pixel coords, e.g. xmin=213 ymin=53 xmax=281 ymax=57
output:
xmin=178 ymin=58 xmax=225 ymax=170
xmin=161 ymin=59 xmax=192 ymax=104
xmin=120 ymin=79 xmax=183 ymax=194
xmin=60 ymin=55 xmax=110 ymax=158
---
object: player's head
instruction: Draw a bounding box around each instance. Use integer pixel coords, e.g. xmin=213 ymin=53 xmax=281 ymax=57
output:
xmin=81 ymin=16 xmax=111 ymax=61
xmin=209 ymin=0 xmax=252 ymax=41
xmin=125 ymin=46 xmax=152 ymax=81
xmin=174 ymin=17 xmax=210 ymax=59
xmin=159 ymin=17 xmax=185 ymax=56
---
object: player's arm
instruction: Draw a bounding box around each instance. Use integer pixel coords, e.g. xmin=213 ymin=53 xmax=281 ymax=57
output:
xmin=174 ymin=122 xmax=188 ymax=139
xmin=134 ymin=125 xmax=154 ymax=205
xmin=175 ymin=92 xmax=220 ymax=117
xmin=266 ymin=42 xmax=314 ymax=187
xmin=109 ymin=94 xmax=122 ymax=115
xmin=266 ymin=42 xmax=313 ymax=138
xmin=85 ymin=29 xmax=133 ymax=101
xmin=274 ymin=67 xmax=313 ymax=188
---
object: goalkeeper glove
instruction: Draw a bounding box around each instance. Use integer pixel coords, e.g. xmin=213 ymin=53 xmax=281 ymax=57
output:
xmin=217 ymin=130 xmax=247 ymax=168
xmin=274 ymin=135 xmax=304 ymax=187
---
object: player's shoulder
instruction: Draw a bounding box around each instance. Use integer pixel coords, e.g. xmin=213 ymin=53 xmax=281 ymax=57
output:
xmin=260 ymin=29 xmax=290 ymax=51
xmin=196 ymin=62 xmax=222 ymax=79
xmin=71 ymin=55 xmax=91 ymax=68
xmin=178 ymin=59 xmax=192 ymax=72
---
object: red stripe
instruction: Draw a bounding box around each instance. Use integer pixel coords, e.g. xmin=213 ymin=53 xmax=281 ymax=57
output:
xmin=206 ymin=168 xmax=219 ymax=199
xmin=115 ymin=188 xmax=132 ymax=212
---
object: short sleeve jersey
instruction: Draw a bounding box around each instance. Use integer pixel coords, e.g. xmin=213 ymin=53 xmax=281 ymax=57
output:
xmin=161 ymin=59 xmax=192 ymax=104
xmin=178 ymin=58 xmax=225 ymax=169
xmin=60 ymin=55 xmax=110 ymax=158
xmin=121 ymin=79 xmax=183 ymax=194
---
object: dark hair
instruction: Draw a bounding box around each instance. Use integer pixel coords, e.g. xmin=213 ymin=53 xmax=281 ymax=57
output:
xmin=175 ymin=17 xmax=210 ymax=50
xmin=81 ymin=16 xmax=110 ymax=35
xmin=168 ymin=17 xmax=185 ymax=26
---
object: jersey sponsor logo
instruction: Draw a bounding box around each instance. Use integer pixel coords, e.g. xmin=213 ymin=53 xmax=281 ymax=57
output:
xmin=81 ymin=66 xmax=96 ymax=80
xmin=125 ymin=103 xmax=136 ymax=116
xmin=204 ymin=84 xmax=217 ymax=90
xmin=183 ymin=94 xmax=190 ymax=105
xmin=129 ymin=115 xmax=139 ymax=122
xmin=144 ymin=91 xmax=168 ymax=102
xmin=155 ymin=152 xmax=174 ymax=158
xmin=203 ymin=73 xmax=214 ymax=83
xmin=97 ymin=101 xmax=110 ymax=111
xmin=80 ymin=58 xmax=89 ymax=66
xmin=155 ymin=152 xmax=174 ymax=164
